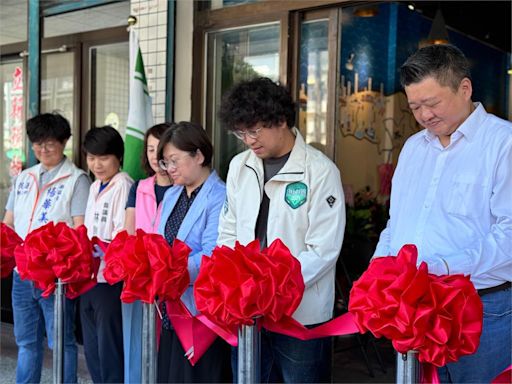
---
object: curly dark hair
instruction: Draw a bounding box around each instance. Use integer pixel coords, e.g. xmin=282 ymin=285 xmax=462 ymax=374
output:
xmin=218 ymin=77 xmax=296 ymax=131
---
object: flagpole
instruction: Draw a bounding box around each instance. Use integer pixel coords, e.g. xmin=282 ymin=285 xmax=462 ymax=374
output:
xmin=125 ymin=14 xmax=154 ymax=181
xmin=127 ymin=15 xmax=137 ymax=31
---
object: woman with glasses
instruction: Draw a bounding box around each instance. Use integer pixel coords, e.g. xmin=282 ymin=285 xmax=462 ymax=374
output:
xmin=122 ymin=123 xmax=173 ymax=384
xmin=156 ymin=121 xmax=231 ymax=383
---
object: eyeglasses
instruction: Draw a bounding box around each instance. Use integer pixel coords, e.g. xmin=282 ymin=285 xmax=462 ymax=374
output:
xmin=158 ymin=156 xmax=187 ymax=171
xmin=32 ymin=141 xmax=59 ymax=151
xmin=232 ymin=127 xmax=263 ymax=141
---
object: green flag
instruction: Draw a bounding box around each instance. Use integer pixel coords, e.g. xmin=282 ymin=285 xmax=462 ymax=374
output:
xmin=124 ymin=28 xmax=153 ymax=180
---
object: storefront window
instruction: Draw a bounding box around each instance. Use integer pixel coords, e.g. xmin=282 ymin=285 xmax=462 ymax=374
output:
xmin=210 ymin=0 xmax=259 ymax=10
xmin=336 ymin=4 xmax=419 ymax=206
xmin=41 ymin=52 xmax=75 ymax=160
xmin=298 ymin=19 xmax=329 ymax=152
xmin=0 ymin=0 xmax=27 ymax=45
xmin=90 ymin=42 xmax=129 ymax=138
xmin=206 ymin=23 xmax=280 ymax=179
xmin=0 ymin=59 xmax=25 ymax=218
xmin=44 ymin=1 xmax=129 ymax=38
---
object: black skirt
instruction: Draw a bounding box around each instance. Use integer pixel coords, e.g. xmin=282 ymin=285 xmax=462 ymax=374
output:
xmin=157 ymin=327 xmax=232 ymax=383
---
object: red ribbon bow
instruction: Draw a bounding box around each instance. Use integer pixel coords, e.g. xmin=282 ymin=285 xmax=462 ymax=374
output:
xmin=103 ymin=229 xmax=191 ymax=303
xmin=1 ymin=223 xmax=22 ymax=278
xmin=349 ymin=244 xmax=483 ymax=367
xmin=194 ymin=239 xmax=305 ymax=330
xmin=14 ymin=222 xmax=99 ymax=298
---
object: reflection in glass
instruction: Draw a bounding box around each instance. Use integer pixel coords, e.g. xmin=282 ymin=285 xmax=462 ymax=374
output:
xmin=0 ymin=0 xmax=28 ymax=45
xmin=91 ymin=42 xmax=129 ymax=139
xmin=0 ymin=60 xmax=25 ymax=217
xmin=206 ymin=23 xmax=280 ymax=179
xmin=336 ymin=3 xmax=419 ymax=199
xmin=298 ymin=19 xmax=329 ymax=152
xmin=210 ymin=0 xmax=259 ymax=10
xmin=41 ymin=52 xmax=75 ymax=159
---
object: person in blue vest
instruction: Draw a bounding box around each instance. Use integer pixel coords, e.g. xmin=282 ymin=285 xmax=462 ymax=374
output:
xmin=3 ymin=112 xmax=90 ymax=384
xmin=156 ymin=121 xmax=231 ymax=383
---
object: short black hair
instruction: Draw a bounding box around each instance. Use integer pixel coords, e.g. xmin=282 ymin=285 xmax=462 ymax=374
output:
xmin=400 ymin=44 xmax=471 ymax=91
xmin=218 ymin=77 xmax=296 ymax=131
xmin=157 ymin=122 xmax=212 ymax=168
xmin=142 ymin=123 xmax=171 ymax=176
xmin=83 ymin=126 xmax=124 ymax=163
xmin=26 ymin=113 xmax=71 ymax=144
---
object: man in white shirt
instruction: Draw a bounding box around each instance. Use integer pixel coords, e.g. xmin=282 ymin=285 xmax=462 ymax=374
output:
xmin=375 ymin=44 xmax=511 ymax=383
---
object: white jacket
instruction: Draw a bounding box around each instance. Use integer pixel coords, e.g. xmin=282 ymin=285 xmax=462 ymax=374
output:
xmin=84 ymin=171 xmax=133 ymax=282
xmin=218 ymin=128 xmax=345 ymax=325
xmin=12 ymin=158 xmax=86 ymax=239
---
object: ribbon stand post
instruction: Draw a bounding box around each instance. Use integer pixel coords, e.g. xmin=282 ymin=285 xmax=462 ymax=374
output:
xmin=53 ymin=279 xmax=65 ymax=384
xmin=396 ymin=351 xmax=421 ymax=384
xmin=237 ymin=320 xmax=260 ymax=384
xmin=141 ymin=302 xmax=157 ymax=383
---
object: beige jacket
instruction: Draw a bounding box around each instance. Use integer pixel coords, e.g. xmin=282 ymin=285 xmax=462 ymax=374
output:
xmin=218 ymin=129 xmax=345 ymax=325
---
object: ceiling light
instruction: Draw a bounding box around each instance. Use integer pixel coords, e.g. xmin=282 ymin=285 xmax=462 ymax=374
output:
xmin=427 ymin=8 xmax=449 ymax=44
xmin=345 ymin=53 xmax=355 ymax=71
xmin=419 ymin=8 xmax=449 ymax=48
xmin=407 ymin=3 xmax=415 ymax=11
xmin=353 ymin=5 xmax=378 ymax=17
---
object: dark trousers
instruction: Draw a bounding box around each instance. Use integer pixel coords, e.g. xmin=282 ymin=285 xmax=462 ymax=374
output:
xmin=157 ymin=327 xmax=232 ymax=383
xmin=80 ymin=282 xmax=124 ymax=383
xmin=232 ymin=328 xmax=332 ymax=383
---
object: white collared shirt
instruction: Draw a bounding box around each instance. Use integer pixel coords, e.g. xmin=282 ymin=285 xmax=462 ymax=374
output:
xmin=375 ymin=103 xmax=512 ymax=289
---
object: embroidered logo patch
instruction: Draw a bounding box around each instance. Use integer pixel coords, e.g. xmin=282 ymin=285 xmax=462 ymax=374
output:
xmin=285 ymin=182 xmax=308 ymax=209
xmin=326 ymin=195 xmax=336 ymax=208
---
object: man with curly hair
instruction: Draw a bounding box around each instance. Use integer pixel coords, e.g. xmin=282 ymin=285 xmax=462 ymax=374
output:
xmin=218 ymin=77 xmax=345 ymax=383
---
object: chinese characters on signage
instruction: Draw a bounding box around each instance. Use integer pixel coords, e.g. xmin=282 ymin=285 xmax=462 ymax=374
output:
xmin=5 ymin=66 xmax=24 ymax=177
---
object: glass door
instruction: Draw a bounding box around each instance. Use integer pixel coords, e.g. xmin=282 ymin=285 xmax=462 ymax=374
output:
xmin=296 ymin=9 xmax=339 ymax=159
xmin=89 ymin=42 xmax=129 ymax=138
xmin=205 ymin=23 xmax=281 ymax=179
xmin=41 ymin=51 xmax=76 ymax=160
xmin=0 ymin=59 xmax=25 ymax=218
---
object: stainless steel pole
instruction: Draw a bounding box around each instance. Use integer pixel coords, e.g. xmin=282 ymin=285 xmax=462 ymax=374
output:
xmin=53 ymin=279 xmax=64 ymax=384
xmin=141 ymin=302 xmax=157 ymax=383
xmin=237 ymin=322 xmax=260 ymax=384
xmin=396 ymin=351 xmax=421 ymax=384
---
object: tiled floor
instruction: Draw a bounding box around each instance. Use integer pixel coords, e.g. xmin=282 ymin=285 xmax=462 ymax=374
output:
xmin=1 ymin=321 xmax=395 ymax=383
xmin=0 ymin=322 xmax=92 ymax=384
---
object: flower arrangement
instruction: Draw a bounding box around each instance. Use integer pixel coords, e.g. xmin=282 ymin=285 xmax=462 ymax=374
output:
xmin=345 ymin=185 xmax=388 ymax=242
